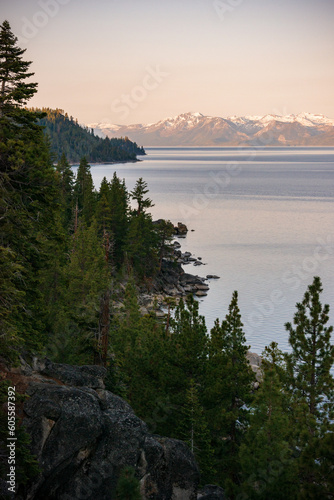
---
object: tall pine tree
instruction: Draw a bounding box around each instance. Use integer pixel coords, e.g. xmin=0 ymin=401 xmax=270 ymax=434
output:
xmin=205 ymin=291 xmax=255 ymax=496
xmin=285 ymin=277 xmax=334 ymax=498
xmin=0 ymin=20 xmax=61 ymax=352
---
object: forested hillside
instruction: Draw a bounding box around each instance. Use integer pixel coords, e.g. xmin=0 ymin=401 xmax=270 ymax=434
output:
xmin=35 ymin=107 xmax=145 ymax=163
xmin=1 ymin=20 xmax=334 ymax=500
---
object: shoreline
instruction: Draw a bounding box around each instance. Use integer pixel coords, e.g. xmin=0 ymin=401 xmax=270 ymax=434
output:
xmin=69 ymin=157 xmax=144 ymax=167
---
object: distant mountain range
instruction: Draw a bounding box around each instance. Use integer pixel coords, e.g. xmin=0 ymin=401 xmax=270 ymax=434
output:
xmin=88 ymin=112 xmax=334 ymax=147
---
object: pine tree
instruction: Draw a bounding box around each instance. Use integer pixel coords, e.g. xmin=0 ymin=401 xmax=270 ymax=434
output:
xmin=109 ymin=173 xmax=129 ymax=266
xmin=239 ymin=343 xmax=299 ymax=500
xmin=159 ymin=296 xmax=208 ymax=437
xmin=74 ymin=157 xmax=96 ymax=226
xmin=285 ymin=277 xmax=334 ymax=428
xmin=126 ymin=212 xmax=159 ymax=278
xmin=0 ymin=20 xmax=38 ymax=127
xmin=130 ymin=177 xmax=154 ymax=216
xmin=285 ymin=277 xmax=334 ymax=497
xmin=205 ymin=291 xmax=255 ymax=496
xmin=0 ymin=21 xmax=61 ymax=352
xmin=54 ymin=219 xmax=109 ymax=364
xmin=154 ymin=219 xmax=175 ymax=271
xmin=0 ymin=246 xmax=24 ymax=357
xmin=116 ymin=466 xmax=141 ymax=500
xmin=178 ymin=379 xmax=216 ymax=485
xmin=56 ymin=152 xmax=74 ymax=230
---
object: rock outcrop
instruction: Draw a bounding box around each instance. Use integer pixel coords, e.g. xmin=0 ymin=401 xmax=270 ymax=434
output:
xmin=246 ymin=352 xmax=263 ymax=385
xmin=174 ymin=222 xmax=188 ymax=236
xmin=197 ymin=484 xmax=226 ymax=499
xmin=2 ymin=360 xmax=200 ymax=500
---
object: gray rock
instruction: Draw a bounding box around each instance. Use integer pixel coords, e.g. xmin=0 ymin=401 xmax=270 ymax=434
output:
xmin=180 ymin=274 xmax=205 ymax=286
xmin=41 ymin=359 xmax=106 ymax=389
xmin=174 ymin=222 xmax=188 ymax=235
xmin=195 ymin=284 xmax=210 ymax=291
xmin=197 ymin=484 xmax=226 ymax=499
xmin=247 ymin=352 xmax=263 ymax=383
xmin=21 ymin=361 xmax=200 ymax=500
xmin=246 ymin=352 xmax=262 ymax=367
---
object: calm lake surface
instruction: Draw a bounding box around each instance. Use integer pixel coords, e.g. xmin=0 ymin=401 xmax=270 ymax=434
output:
xmin=85 ymin=147 xmax=334 ymax=355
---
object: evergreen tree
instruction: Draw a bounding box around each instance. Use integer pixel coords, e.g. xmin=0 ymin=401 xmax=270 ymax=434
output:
xmin=205 ymin=291 xmax=255 ymax=496
xmin=109 ymin=173 xmax=129 ymax=266
xmin=178 ymin=379 xmax=216 ymax=485
xmin=159 ymin=296 xmax=208 ymax=437
xmin=285 ymin=277 xmax=334 ymax=497
xmin=0 ymin=20 xmax=38 ymax=128
xmin=239 ymin=343 xmax=299 ymax=500
xmin=74 ymin=157 xmax=95 ymax=226
xmin=130 ymin=177 xmax=154 ymax=216
xmin=0 ymin=20 xmax=61 ymax=352
xmin=56 ymin=152 xmax=74 ymax=230
xmin=52 ymin=219 xmax=109 ymax=364
xmin=0 ymin=246 xmax=23 ymax=357
xmin=116 ymin=466 xmax=141 ymax=500
xmin=36 ymin=107 xmax=145 ymax=163
xmin=126 ymin=212 xmax=159 ymax=278
xmin=154 ymin=219 xmax=175 ymax=271
xmin=111 ymin=282 xmax=169 ymax=428
xmin=285 ymin=276 xmax=334 ymax=429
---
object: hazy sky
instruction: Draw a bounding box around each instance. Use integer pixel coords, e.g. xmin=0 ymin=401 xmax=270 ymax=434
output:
xmin=2 ymin=0 xmax=334 ymax=125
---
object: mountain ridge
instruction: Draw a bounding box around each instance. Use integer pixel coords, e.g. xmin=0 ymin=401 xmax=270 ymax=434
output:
xmin=88 ymin=111 xmax=334 ymax=147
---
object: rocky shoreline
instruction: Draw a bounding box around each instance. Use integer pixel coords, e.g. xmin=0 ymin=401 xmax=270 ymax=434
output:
xmin=135 ymin=222 xmax=220 ymax=318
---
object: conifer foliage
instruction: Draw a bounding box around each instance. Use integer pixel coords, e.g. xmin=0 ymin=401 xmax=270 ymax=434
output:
xmin=0 ymin=20 xmax=60 ymax=352
xmin=1 ymin=21 xmax=334 ymax=499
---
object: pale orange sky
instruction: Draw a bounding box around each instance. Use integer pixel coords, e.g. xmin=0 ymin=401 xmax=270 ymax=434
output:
xmin=2 ymin=0 xmax=334 ymax=125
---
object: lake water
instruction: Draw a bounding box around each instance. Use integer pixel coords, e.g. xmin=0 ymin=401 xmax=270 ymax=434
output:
xmin=86 ymin=147 xmax=334 ymax=355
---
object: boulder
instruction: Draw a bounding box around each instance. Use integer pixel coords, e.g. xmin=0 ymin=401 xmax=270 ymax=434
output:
xmin=174 ymin=222 xmax=188 ymax=236
xmin=180 ymin=274 xmax=205 ymax=286
xmin=17 ymin=361 xmax=200 ymax=500
xmin=246 ymin=351 xmax=263 ymax=383
xmin=40 ymin=359 xmax=106 ymax=389
xmin=197 ymin=484 xmax=226 ymax=499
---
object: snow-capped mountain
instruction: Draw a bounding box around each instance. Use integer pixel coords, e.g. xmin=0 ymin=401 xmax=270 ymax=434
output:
xmin=88 ymin=112 xmax=334 ymax=147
